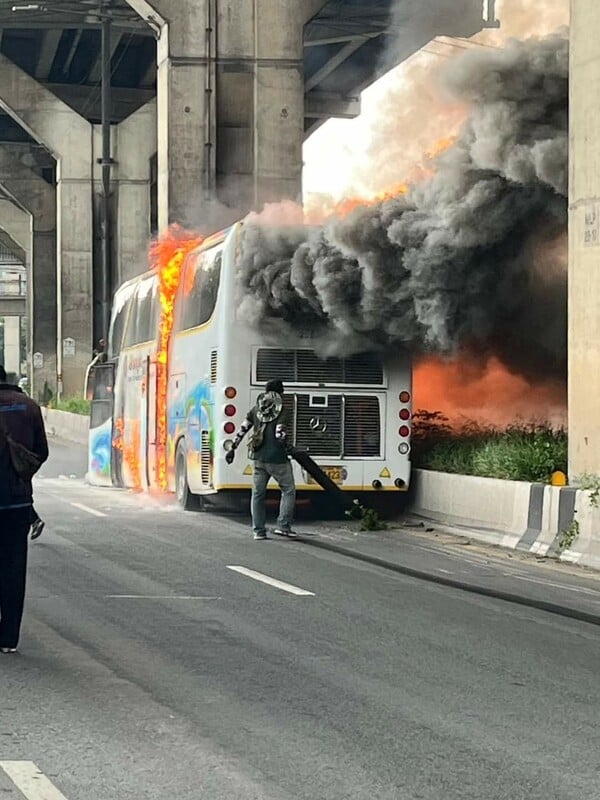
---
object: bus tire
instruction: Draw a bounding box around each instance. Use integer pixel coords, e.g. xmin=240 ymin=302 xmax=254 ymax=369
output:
xmin=175 ymin=441 xmax=204 ymax=511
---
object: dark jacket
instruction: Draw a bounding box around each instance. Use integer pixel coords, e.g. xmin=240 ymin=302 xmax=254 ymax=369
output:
xmin=0 ymin=384 xmax=49 ymax=509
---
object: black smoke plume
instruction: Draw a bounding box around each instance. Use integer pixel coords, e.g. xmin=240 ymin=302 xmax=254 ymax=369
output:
xmin=237 ymin=33 xmax=568 ymax=380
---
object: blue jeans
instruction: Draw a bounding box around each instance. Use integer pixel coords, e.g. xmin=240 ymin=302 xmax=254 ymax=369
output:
xmin=252 ymin=460 xmax=296 ymax=534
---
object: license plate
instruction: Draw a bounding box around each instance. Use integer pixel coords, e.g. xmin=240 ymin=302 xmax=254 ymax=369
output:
xmin=307 ymin=466 xmax=344 ymax=485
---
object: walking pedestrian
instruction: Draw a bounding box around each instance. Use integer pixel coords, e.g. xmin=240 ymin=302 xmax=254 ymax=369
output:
xmin=0 ymin=364 xmax=49 ymax=653
xmin=226 ymin=380 xmax=296 ymax=540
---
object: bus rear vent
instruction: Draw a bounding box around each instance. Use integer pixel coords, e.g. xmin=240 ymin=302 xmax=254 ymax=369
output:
xmin=201 ymin=430 xmax=212 ymax=485
xmin=256 ymin=349 xmax=383 ymax=385
xmin=210 ymin=350 xmax=218 ymax=384
xmin=283 ymin=394 xmax=381 ymax=458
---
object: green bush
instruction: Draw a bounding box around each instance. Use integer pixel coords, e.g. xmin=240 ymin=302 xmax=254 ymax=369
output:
xmin=48 ymin=395 xmax=91 ymax=416
xmin=412 ymin=410 xmax=567 ymax=484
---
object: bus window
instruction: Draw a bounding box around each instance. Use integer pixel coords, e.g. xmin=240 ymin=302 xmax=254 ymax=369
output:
xmin=178 ymin=249 xmax=222 ymax=331
xmin=108 ymin=287 xmax=135 ymax=358
xmin=123 ymin=277 xmax=157 ymax=347
xmin=89 ymin=362 xmax=114 ymax=428
xmin=136 ymin=278 xmax=156 ymax=343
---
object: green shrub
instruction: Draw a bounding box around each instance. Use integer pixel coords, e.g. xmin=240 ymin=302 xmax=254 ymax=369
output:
xmin=412 ymin=410 xmax=567 ymax=483
xmin=48 ymin=395 xmax=91 ymax=416
xmin=346 ymin=499 xmax=387 ymax=531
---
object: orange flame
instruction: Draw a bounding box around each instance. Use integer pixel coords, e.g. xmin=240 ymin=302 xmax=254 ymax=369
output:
xmin=149 ymin=224 xmax=205 ymax=490
xmin=305 ymin=134 xmax=456 ymax=223
xmin=112 ymin=417 xmax=143 ymax=490
xmin=413 ymin=354 xmax=566 ymax=429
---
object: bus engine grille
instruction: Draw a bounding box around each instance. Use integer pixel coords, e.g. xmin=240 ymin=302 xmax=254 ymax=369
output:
xmin=283 ymin=394 xmax=381 ymax=458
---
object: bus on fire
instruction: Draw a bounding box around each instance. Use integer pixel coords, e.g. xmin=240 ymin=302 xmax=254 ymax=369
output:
xmin=87 ymin=223 xmax=412 ymax=507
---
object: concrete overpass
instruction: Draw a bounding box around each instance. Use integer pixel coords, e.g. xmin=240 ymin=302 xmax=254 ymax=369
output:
xmin=0 ymin=0 xmax=496 ymax=398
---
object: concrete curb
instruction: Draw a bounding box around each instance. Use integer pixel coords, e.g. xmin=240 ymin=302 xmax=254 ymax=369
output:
xmin=410 ymin=469 xmax=600 ymax=571
xmin=42 ymin=408 xmax=89 ymax=445
xmin=295 ymin=534 xmax=600 ymax=628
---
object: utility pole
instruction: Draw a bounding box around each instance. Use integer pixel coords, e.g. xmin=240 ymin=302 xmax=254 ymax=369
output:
xmin=100 ymin=0 xmax=113 ymax=344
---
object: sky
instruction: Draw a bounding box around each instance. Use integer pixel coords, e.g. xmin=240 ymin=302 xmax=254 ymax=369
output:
xmin=302 ymin=0 xmax=569 ymax=204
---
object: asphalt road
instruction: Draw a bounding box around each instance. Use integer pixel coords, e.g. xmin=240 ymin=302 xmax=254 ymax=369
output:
xmin=1 ymin=440 xmax=599 ymax=800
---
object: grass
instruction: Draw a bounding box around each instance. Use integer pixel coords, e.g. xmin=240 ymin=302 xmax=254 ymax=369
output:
xmin=48 ymin=395 xmax=91 ymax=415
xmin=412 ymin=410 xmax=567 ymax=484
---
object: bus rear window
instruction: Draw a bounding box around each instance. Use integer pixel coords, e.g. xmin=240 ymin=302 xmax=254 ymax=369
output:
xmin=177 ymin=249 xmax=222 ymax=331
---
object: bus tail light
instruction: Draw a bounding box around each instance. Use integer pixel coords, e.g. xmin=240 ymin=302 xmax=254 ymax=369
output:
xmin=399 ymin=408 xmax=410 ymax=421
xmin=223 ymin=439 xmax=234 ymax=451
xmin=225 ymin=386 xmax=237 ymax=399
xmin=224 ymin=404 xmax=236 ymax=417
xmin=372 ymin=480 xmax=383 ymax=490
xmin=395 ymin=478 xmax=406 ymax=488
xmin=398 ymin=425 xmax=410 ymax=437
xmin=399 ymin=391 xmax=411 ymax=403
xmin=224 ymin=422 xmax=235 ymax=434
xmin=398 ymin=443 xmax=410 ymax=455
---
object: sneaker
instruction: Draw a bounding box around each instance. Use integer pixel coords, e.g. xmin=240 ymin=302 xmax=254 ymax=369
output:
xmin=273 ymin=528 xmax=298 ymax=538
xmin=253 ymin=532 xmax=268 ymax=540
xmin=0 ymin=647 xmax=17 ymax=654
xmin=31 ymin=519 xmax=45 ymax=540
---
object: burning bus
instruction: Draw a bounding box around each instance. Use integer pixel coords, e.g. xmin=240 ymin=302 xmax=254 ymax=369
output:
xmin=87 ymin=222 xmax=412 ymax=507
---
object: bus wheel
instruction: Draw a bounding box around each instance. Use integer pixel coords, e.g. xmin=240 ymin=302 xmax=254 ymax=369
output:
xmin=175 ymin=441 xmax=204 ymax=511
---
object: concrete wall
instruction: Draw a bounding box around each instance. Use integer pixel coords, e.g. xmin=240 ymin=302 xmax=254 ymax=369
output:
xmin=41 ymin=406 xmax=89 ymax=446
xmin=569 ymin=0 xmax=600 ymax=476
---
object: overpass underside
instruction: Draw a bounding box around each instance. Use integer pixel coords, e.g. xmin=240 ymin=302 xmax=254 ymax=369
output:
xmin=0 ymin=0 xmax=493 ymax=398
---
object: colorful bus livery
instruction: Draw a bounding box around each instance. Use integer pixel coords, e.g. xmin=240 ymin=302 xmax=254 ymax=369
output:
xmin=88 ymin=223 xmax=412 ymax=505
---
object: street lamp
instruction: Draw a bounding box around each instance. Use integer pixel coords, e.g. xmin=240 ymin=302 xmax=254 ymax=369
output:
xmin=11 ymin=0 xmax=115 ymax=346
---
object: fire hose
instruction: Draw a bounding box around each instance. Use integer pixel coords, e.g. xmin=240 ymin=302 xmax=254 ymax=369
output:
xmin=288 ymin=447 xmax=356 ymax=513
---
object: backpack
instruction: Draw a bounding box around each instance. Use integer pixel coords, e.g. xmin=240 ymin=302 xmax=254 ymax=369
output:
xmin=247 ymin=391 xmax=283 ymax=457
xmin=0 ymin=422 xmax=42 ymax=482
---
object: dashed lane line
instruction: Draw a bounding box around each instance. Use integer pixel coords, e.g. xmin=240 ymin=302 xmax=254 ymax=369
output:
xmin=227 ymin=565 xmax=315 ymax=596
xmin=0 ymin=761 xmax=69 ymax=800
xmin=69 ymin=502 xmax=107 ymax=518
xmin=106 ymin=595 xmax=220 ymax=600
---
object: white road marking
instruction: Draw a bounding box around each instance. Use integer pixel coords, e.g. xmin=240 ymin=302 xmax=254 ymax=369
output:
xmin=508 ymin=573 xmax=600 ymax=596
xmin=437 ymin=568 xmax=453 ymax=575
xmin=227 ymin=565 xmax=315 ymax=596
xmin=106 ymin=595 xmax=220 ymax=600
xmin=70 ymin=502 xmax=107 ymax=518
xmin=0 ymin=761 xmax=69 ymax=800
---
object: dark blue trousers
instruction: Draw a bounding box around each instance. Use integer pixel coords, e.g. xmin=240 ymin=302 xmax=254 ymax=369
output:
xmin=0 ymin=507 xmax=30 ymax=649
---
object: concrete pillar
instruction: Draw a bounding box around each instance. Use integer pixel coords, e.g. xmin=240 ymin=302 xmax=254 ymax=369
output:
xmin=0 ymin=52 xmax=93 ymax=396
xmin=3 ymin=315 xmax=21 ymax=377
xmin=0 ymin=147 xmax=57 ymax=401
xmin=115 ymin=99 xmax=157 ymax=282
xmin=0 ymin=198 xmax=29 ymax=253
xmin=125 ymin=0 xmax=327 ymax=227
xmin=569 ymin=0 xmax=600 ymax=477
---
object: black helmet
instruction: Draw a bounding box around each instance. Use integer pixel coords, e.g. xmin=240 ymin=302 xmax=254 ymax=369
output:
xmin=265 ymin=379 xmax=284 ymax=395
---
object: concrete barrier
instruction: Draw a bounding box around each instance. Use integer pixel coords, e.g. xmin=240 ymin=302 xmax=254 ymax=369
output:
xmin=562 ymin=493 xmax=600 ymax=570
xmin=410 ymin=469 xmax=600 ymax=571
xmin=42 ymin=407 xmax=90 ymax=446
